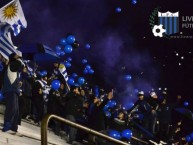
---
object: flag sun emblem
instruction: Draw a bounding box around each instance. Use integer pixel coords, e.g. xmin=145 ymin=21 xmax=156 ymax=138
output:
xmin=2 ymin=2 xmax=18 ymax=20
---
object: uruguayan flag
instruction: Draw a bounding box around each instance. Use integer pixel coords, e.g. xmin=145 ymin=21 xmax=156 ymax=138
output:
xmin=0 ymin=23 xmax=21 ymax=60
xmin=0 ymin=0 xmax=27 ymax=36
xmin=58 ymin=63 xmax=68 ymax=82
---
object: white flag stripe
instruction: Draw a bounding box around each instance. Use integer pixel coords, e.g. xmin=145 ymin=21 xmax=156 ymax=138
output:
xmin=0 ymin=24 xmax=22 ymax=59
xmin=2 ymin=35 xmax=18 ymax=53
xmin=59 ymin=65 xmax=68 ymax=82
xmin=1 ymin=34 xmax=19 ymax=54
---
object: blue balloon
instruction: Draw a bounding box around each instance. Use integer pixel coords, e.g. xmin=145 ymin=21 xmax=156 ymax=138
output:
xmin=55 ymin=45 xmax=62 ymax=51
xmin=66 ymin=35 xmax=76 ymax=44
xmin=184 ymin=101 xmax=189 ymax=107
xmin=64 ymin=45 xmax=73 ymax=53
xmin=85 ymin=44 xmax=91 ymax=49
xmin=60 ymin=38 xmax=67 ymax=46
xmin=103 ymin=105 xmax=109 ymax=111
xmin=108 ymin=130 xmax=121 ymax=140
xmin=105 ymin=111 xmax=111 ymax=118
xmin=67 ymin=57 xmax=72 ymax=62
xmin=65 ymin=61 xmax=71 ymax=68
xmin=125 ymin=102 xmax=134 ymax=110
xmin=190 ymin=132 xmax=193 ymax=139
xmin=94 ymin=87 xmax=99 ymax=96
xmin=51 ymin=80 xmax=61 ymax=90
xmin=116 ymin=7 xmax=122 ymax=13
xmin=83 ymin=69 xmax=88 ymax=74
xmin=0 ymin=91 xmax=4 ymax=101
xmin=67 ymin=78 xmax=75 ymax=86
xmin=56 ymin=50 xmax=61 ymax=56
xmin=78 ymin=77 xmax=85 ymax=85
xmin=88 ymin=69 xmax=94 ymax=74
xmin=107 ymin=100 xmax=117 ymax=108
xmin=125 ymin=75 xmax=132 ymax=80
xmin=85 ymin=65 xmax=91 ymax=70
xmin=185 ymin=135 xmax=191 ymax=142
xmin=60 ymin=50 xmax=65 ymax=56
xmin=121 ymin=129 xmax=132 ymax=139
xmin=131 ymin=0 xmax=137 ymax=5
xmin=72 ymin=73 xmax=78 ymax=78
xmin=38 ymin=71 xmax=44 ymax=77
xmin=82 ymin=59 xmax=88 ymax=64
xmin=42 ymin=70 xmax=47 ymax=76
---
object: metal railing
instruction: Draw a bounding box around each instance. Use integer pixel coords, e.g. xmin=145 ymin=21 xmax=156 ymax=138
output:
xmin=41 ymin=114 xmax=148 ymax=145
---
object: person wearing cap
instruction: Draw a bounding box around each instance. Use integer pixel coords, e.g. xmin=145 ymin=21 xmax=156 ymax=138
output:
xmin=127 ymin=91 xmax=151 ymax=137
xmin=1 ymin=53 xmax=25 ymax=135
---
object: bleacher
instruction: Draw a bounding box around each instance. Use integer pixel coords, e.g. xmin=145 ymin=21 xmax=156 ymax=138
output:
xmin=0 ymin=104 xmax=71 ymax=145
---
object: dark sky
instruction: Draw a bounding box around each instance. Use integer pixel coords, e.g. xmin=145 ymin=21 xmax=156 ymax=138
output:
xmin=13 ymin=0 xmax=193 ymax=111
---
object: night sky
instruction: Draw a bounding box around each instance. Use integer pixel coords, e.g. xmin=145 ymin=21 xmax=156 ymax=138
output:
xmin=13 ymin=0 xmax=193 ymax=115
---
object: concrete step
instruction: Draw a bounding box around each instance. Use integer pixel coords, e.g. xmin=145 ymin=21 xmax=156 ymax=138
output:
xmin=0 ymin=104 xmax=70 ymax=145
xmin=0 ymin=130 xmax=41 ymax=145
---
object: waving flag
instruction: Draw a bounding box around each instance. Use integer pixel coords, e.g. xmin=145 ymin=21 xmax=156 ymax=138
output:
xmin=0 ymin=23 xmax=21 ymax=60
xmin=0 ymin=0 xmax=27 ymax=36
xmin=58 ymin=63 xmax=69 ymax=82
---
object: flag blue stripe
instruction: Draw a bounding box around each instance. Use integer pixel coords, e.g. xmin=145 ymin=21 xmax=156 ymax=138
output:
xmin=169 ymin=17 xmax=172 ymax=35
xmin=0 ymin=38 xmax=14 ymax=54
xmin=159 ymin=17 xmax=163 ymax=25
xmin=165 ymin=17 xmax=168 ymax=34
xmin=0 ymin=24 xmax=11 ymax=36
xmin=174 ymin=17 xmax=177 ymax=33
xmin=0 ymin=31 xmax=19 ymax=59
xmin=1 ymin=35 xmax=17 ymax=54
xmin=0 ymin=43 xmax=10 ymax=58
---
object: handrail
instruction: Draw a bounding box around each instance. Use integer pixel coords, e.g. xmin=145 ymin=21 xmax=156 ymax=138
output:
xmin=41 ymin=114 xmax=148 ymax=145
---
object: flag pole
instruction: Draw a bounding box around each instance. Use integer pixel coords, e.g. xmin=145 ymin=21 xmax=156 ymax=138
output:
xmin=66 ymin=82 xmax=70 ymax=91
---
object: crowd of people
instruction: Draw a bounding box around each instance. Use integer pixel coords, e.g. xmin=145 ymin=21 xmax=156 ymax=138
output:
xmin=0 ymin=53 xmax=191 ymax=145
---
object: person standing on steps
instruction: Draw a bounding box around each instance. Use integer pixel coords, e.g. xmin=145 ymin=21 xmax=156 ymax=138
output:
xmin=1 ymin=53 xmax=25 ymax=135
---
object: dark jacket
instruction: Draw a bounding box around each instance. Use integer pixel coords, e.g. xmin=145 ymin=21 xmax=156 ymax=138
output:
xmin=64 ymin=92 xmax=84 ymax=118
xmin=1 ymin=60 xmax=23 ymax=95
xmin=88 ymin=97 xmax=109 ymax=131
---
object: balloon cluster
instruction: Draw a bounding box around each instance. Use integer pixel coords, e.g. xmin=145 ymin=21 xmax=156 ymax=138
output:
xmin=103 ymin=100 xmax=117 ymax=112
xmin=64 ymin=61 xmax=71 ymax=68
xmin=83 ymin=64 xmax=94 ymax=75
xmin=185 ymin=132 xmax=193 ymax=142
xmin=108 ymin=129 xmax=132 ymax=140
xmin=55 ymin=34 xmax=79 ymax=56
xmin=67 ymin=74 xmax=86 ymax=86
